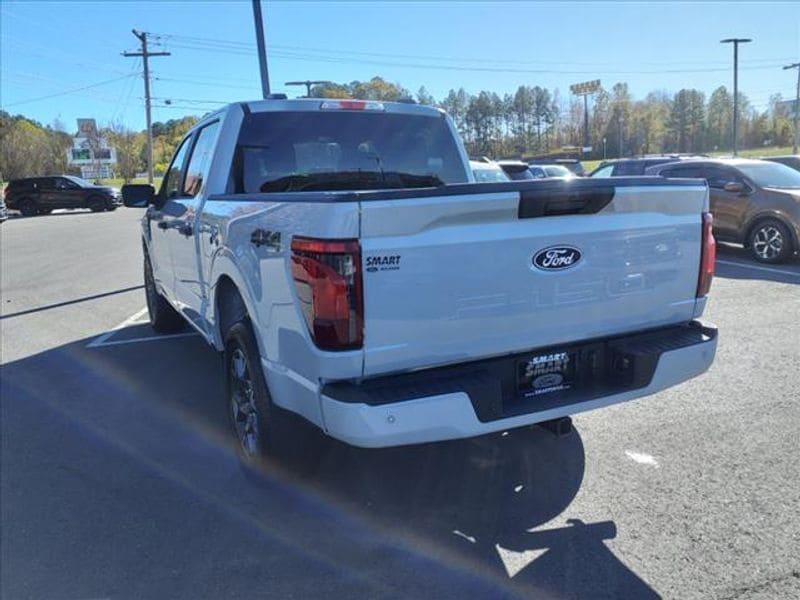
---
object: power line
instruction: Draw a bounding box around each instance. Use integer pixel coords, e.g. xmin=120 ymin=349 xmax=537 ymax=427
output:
xmin=2 ymin=74 xmax=137 ymax=107
xmin=148 ymin=31 xmax=794 ymax=69
xmin=157 ymin=42 xmax=787 ymax=75
xmin=153 ymin=75 xmax=260 ymax=90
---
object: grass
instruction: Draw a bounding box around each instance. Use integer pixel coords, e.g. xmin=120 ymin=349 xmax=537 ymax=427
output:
xmin=709 ymin=146 xmax=793 ymax=159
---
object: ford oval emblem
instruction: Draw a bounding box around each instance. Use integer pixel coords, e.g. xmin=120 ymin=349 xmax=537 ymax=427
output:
xmin=533 ymin=246 xmax=582 ymax=271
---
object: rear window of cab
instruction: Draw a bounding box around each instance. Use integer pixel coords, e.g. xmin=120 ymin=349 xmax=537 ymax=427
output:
xmin=234 ymin=110 xmax=468 ymax=193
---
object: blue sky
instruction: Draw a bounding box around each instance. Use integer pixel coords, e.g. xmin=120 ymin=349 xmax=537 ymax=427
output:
xmin=2 ymin=1 xmax=798 ymax=133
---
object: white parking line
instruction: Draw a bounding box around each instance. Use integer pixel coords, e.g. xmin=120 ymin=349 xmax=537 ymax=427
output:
xmin=625 ymin=450 xmax=659 ymax=467
xmin=93 ymin=332 xmax=200 ymax=347
xmin=716 ymin=259 xmax=800 ymax=278
xmin=87 ymin=308 xmax=149 ymax=348
xmin=87 ymin=307 xmax=199 ymax=348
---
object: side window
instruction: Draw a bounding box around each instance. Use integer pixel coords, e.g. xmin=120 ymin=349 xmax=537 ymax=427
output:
xmin=57 ymin=178 xmax=77 ymax=189
xmin=614 ymin=161 xmax=642 ymax=176
xmin=529 ymin=167 xmax=546 ymax=179
xmin=183 ymin=122 xmax=220 ymax=197
xmin=704 ymin=168 xmax=736 ymax=190
xmin=592 ymin=164 xmax=614 ymax=178
xmin=661 ymin=166 xmax=701 ymax=179
xmin=39 ymin=178 xmax=56 ymax=190
xmin=161 ymin=135 xmax=193 ymax=199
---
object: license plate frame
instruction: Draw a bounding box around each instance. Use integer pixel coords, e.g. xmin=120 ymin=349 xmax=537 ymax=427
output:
xmin=517 ymin=349 xmax=577 ymax=398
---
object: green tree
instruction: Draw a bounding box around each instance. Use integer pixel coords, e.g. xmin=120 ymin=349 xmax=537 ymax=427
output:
xmin=416 ymin=86 xmax=436 ymax=106
xmin=108 ymin=123 xmax=146 ymax=183
xmin=706 ymin=86 xmax=733 ymax=152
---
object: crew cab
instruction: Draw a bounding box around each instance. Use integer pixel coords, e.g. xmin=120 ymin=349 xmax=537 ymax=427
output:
xmin=122 ymin=98 xmax=718 ymax=460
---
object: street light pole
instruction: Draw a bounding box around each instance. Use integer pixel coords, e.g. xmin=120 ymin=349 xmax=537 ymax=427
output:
xmin=252 ymin=0 xmax=270 ymax=98
xmin=784 ymin=62 xmax=800 ymax=155
xmin=721 ymin=38 xmax=752 ymax=156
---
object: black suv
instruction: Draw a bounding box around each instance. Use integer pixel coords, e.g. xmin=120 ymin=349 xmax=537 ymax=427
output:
xmin=4 ymin=176 xmax=121 ymax=216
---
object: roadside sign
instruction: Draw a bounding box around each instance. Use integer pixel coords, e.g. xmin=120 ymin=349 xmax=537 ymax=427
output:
xmin=570 ymin=80 xmax=601 ymax=96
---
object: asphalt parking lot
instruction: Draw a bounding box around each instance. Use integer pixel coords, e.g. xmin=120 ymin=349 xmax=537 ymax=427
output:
xmin=2 ymin=208 xmax=799 ymax=599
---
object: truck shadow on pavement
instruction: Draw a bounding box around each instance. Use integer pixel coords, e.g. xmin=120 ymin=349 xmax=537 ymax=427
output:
xmin=2 ymin=333 xmax=658 ymax=599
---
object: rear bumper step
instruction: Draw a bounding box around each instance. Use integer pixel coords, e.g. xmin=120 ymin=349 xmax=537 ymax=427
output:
xmin=320 ymin=321 xmax=717 ymax=448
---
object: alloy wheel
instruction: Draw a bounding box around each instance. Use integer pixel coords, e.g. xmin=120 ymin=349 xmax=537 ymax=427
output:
xmin=753 ymin=225 xmax=783 ymax=261
xmin=229 ymin=348 xmax=261 ymax=457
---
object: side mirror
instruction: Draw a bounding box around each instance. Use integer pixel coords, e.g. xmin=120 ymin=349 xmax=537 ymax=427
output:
xmin=122 ymin=184 xmax=155 ymax=207
xmin=723 ymin=181 xmax=745 ymax=194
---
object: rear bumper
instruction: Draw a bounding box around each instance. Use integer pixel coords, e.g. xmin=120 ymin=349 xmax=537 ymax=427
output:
xmin=320 ymin=321 xmax=718 ymax=448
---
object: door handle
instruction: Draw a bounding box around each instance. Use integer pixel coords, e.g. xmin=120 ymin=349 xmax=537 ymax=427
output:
xmin=157 ymin=219 xmax=193 ymax=236
xmin=177 ymin=221 xmax=193 ymax=236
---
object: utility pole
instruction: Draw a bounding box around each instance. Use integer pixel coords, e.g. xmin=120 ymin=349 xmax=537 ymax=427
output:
xmin=285 ymin=80 xmax=331 ymax=98
xmin=583 ymin=95 xmax=590 ymax=149
xmin=721 ymin=38 xmax=752 ymax=156
xmin=784 ymin=62 xmax=800 ymax=154
xmin=252 ymin=0 xmax=270 ymax=98
xmin=123 ymin=30 xmax=170 ymax=184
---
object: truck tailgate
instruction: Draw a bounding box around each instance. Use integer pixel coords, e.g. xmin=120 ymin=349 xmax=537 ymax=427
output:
xmin=359 ymin=180 xmax=708 ymax=377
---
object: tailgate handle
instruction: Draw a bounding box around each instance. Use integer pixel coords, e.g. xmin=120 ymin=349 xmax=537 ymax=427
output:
xmin=518 ymin=188 xmax=615 ymax=218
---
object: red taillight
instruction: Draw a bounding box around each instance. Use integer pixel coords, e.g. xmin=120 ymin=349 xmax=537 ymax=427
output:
xmin=697 ymin=212 xmax=716 ymax=297
xmin=291 ymin=236 xmax=363 ymax=351
xmin=319 ymin=100 xmax=385 ymax=111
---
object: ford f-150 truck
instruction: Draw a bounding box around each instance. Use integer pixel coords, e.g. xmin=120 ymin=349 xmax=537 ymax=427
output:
xmin=122 ymin=98 xmax=718 ymax=461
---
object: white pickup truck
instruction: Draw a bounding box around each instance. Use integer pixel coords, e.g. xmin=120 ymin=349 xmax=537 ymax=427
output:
xmin=122 ymin=98 xmax=718 ymax=461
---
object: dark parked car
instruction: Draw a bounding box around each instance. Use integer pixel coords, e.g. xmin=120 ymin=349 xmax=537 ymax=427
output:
xmin=497 ymin=160 xmax=537 ymax=181
xmin=762 ymin=155 xmax=800 ymax=172
xmin=590 ymin=155 xmax=705 ymax=177
xmin=497 ymin=160 xmax=576 ymax=180
xmin=4 ymin=176 xmax=121 ymax=216
xmin=529 ymin=158 xmax=586 ymax=176
xmin=647 ymin=159 xmax=800 ymax=263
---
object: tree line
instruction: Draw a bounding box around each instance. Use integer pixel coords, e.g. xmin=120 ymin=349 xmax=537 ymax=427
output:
xmin=1 ymin=76 xmax=794 ymax=182
xmin=312 ymin=77 xmax=795 ymax=159
xmin=0 ymin=111 xmax=197 ymax=182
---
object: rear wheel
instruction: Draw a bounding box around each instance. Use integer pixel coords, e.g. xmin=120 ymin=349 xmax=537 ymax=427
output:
xmin=38 ymin=208 xmax=53 ymax=215
xmin=748 ymin=219 xmax=793 ymax=264
xmin=88 ymin=196 xmax=105 ymax=213
xmin=19 ymin=198 xmax=38 ymax=217
xmin=144 ymin=253 xmax=185 ymax=333
xmin=224 ymin=319 xmax=325 ymax=469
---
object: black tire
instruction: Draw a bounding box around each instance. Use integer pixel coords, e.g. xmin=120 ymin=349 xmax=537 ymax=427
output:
xmin=88 ymin=196 xmax=105 ymax=213
xmin=224 ymin=319 xmax=326 ymax=469
xmin=19 ymin=198 xmax=38 ymax=217
xmin=748 ymin=219 xmax=793 ymax=264
xmin=38 ymin=208 xmax=53 ymax=215
xmin=144 ymin=253 xmax=185 ymax=333
xmin=106 ymin=205 xmax=118 ymax=211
